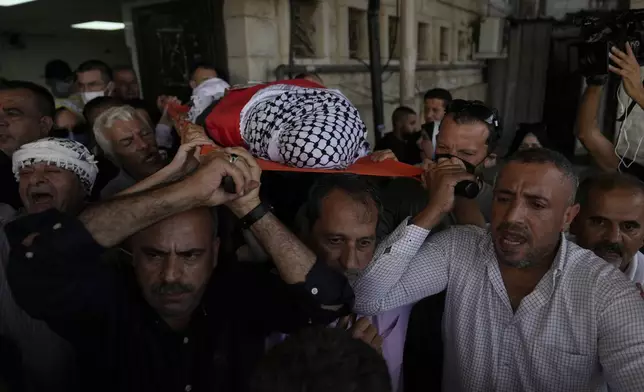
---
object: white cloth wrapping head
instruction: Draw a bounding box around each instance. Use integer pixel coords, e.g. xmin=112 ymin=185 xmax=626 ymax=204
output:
xmin=12 ymin=137 xmax=99 ymax=194
xmin=187 ymin=77 xmax=231 ymax=122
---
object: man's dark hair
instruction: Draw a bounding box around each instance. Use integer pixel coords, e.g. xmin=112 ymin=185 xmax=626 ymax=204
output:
xmin=295 ymin=174 xmax=383 ymax=235
xmin=250 ymin=326 xmax=392 ymax=392
xmin=0 ymin=80 xmax=55 ymax=118
xmin=76 ymin=60 xmax=113 ymax=83
xmin=112 ymin=65 xmax=135 ymax=75
xmin=423 ymin=88 xmax=452 ymax=108
xmin=576 ymin=172 xmax=644 ymax=208
xmin=445 ymin=101 xmax=501 ymax=153
xmin=504 ymin=148 xmax=579 ymax=203
xmin=45 ymin=59 xmax=72 ymax=81
xmin=189 ymin=62 xmax=229 ymax=83
xmin=82 ymin=96 xmax=124 ymax=126
xmin=392 ymin=106 xmax=416 ymax=128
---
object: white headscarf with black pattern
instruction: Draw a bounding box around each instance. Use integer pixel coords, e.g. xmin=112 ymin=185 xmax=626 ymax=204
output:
xmin=12 ymin=137 xmax=99 ymax=194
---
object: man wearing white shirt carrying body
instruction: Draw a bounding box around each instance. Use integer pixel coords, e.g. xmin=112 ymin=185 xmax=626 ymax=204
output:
xmin=353 ymin=148 xmax=644 ymax=391
xmin=571 ymin=172 xmax=644 ymax=286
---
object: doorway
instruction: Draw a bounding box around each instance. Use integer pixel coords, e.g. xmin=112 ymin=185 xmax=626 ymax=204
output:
xmin=131 ymin=0 xmax=228 ymax=103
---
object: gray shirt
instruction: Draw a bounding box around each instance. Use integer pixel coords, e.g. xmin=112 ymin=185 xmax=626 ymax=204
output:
xmin=100 ymin=169 xmax=136 ymax=199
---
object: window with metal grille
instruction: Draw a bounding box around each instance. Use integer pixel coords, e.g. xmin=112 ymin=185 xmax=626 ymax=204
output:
xmin=388 ymin=15 xmax=401 ymax=59
xmin=292 ymin=0 xmax=318 ymax=58
xmin=458 ymin=30 xmax=470 ymax=61
xmin=418 ymin=22 xmax=429 ymax=61
xmin=348 ymin=7 xmax=367 ymax=59
xmin=440 ymin=26 xmax=450 ymax=62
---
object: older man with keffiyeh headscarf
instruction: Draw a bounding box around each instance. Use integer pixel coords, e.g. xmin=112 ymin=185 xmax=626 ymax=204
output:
xmin=0 ymin=136 xmax=97 ymax=391
xmin=12 ymin=137 xmax=98 ymax=215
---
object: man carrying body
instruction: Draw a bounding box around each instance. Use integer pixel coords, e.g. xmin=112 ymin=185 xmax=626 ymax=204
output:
xmin=354 ymin=148 xmax=644 ymax=391
xmin=1 ymin=138 xmax=98 ymax=391
xmin=92 ymin=105 xmax=166 ymax=197
xmin=571 ymin=172 xmax=644 ymax=286
xmin=291 ymin=174 xmax=411 ymax=391
xmin=6 ymin=147 xmax=353 ymax=392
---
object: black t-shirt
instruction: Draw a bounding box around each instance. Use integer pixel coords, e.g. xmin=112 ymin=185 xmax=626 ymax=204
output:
xmin=375 ymin=132 xmax=423 ymax=165
xmin=0 ymin=151 xmax=21 ymax=209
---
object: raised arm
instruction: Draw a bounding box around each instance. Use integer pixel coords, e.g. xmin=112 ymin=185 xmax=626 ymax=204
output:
xmin=84 ymin=150 xmax=252 ymax=247
xmin=5 ymin=152 xmax=257 ymax=338
xmin=224 ymin=147 xmax=354 ymax=317
xmin=353 ymin=158 xmax=475 ymax=315
xmin=575 ymin=84 xmax=620 ymax=171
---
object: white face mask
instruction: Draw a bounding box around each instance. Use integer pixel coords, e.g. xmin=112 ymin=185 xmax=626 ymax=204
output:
xmin=81 ymin=90 xmax=105 ymax=104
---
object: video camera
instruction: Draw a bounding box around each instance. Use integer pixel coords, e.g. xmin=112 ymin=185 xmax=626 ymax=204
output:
xmin=573 ymin=10 xmax=644 ymax=77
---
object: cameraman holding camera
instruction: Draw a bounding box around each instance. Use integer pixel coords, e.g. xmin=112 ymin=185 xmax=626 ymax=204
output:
xmin=577 ymin=43 xmax=644 ymax=179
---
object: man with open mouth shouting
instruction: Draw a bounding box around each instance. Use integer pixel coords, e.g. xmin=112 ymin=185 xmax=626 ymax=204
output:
xmin=12 ymin=137 xmax=98 ymax=215
xmin=353 ymin=148 xmax=644 ymax=391
xmin=1 ymin=137 xmax=98 ymax=391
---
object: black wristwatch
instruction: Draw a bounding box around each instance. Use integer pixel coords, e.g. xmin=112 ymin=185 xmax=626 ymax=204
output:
xmin=240 ymin=202 xmax=273 ymax=230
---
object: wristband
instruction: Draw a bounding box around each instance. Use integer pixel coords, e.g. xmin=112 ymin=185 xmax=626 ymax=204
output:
xmin=240 ymin=202 xmax=273 ymax=229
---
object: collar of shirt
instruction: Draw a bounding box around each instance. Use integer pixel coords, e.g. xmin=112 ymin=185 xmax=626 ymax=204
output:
xmin=625 ymin=251 xmax=644 ymax=285
xmin=479 ymin=231 xmax=567 ymax=284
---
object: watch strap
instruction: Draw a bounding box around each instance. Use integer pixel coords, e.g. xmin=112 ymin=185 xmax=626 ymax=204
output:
xmin=240 ymin=202 xmax=273 ymax=229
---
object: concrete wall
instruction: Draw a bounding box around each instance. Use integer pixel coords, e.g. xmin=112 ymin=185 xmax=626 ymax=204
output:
xmin=0 ymin=33 xmax=131 ymax=85
xmin=223 ymin=0 xmax=490 ymax=144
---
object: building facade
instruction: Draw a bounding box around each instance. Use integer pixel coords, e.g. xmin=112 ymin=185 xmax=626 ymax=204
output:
xmin=125 ymin=0 xmax=510 ymax=143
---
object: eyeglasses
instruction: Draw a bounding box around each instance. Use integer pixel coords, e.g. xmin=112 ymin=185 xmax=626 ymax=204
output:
xmin=447 ymin=99 xmax=499 ymax=129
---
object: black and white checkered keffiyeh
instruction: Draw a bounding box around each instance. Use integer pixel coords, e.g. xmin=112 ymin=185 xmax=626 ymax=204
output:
xmin=240 ymin=84 xmax=371 ymax=169
xmin=12 ymin=137 xmax=99 ymax=194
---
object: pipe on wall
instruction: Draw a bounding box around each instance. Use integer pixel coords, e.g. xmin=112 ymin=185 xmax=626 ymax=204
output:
xmin=274 ymin=62 xmax=484 ymax=80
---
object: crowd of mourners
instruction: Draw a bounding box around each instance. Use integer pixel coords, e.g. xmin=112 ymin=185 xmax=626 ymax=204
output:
xmin=0 ymin=42 xmax=644 ymax=392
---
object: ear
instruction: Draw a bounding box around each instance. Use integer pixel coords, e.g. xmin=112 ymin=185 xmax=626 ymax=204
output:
xmin=189 ymin=80 xmax=197 ymax=90
xmin=211 ymin=237 xmax=220 ymax=269
xmin=39 ymin=116 xmax=54 ymax=137
xmin=562 ymin=203 xmax=581 ymax=232
xmin=483 ymin=153 xmax=497 ymax=169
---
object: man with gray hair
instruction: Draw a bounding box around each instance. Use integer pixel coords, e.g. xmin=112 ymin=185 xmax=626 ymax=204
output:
xmin=93 ymin=105 xmax=166 ymax=198
xmin=1 ymin=137 xmax=99 ymax=391
xmin=353 ymin=148 xmax=644 ymax=391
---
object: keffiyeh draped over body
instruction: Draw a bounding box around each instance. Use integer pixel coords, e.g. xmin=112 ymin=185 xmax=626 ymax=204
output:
xmin=240 ymin=84 xmax=371 ymax=169
xmin=12 ymin=137 xmax=99 ymax=194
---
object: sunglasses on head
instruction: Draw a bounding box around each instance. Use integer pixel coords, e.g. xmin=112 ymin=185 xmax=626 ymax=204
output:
xmin=447 ymin=99 xmax=499 ymax=129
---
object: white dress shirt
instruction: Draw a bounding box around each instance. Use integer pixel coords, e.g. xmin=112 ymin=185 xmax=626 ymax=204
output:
xmin=625 ymin=251 xmax=644 ymax=286
xmin=353 ymin=220 xmax=644 ymax=391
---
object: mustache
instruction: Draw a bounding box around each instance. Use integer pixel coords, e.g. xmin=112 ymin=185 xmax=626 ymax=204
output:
xmin=151 ymin=282 xmax=195 ymax=296
xmin=496 ymin=222 xmax=531 ymax=239
xmin=593 ymin=242 xmax=623 ymax=256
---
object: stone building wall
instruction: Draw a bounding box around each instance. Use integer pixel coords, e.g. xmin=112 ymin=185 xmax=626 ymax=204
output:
xmin=223 ymin=0 xmax=497 ymax=143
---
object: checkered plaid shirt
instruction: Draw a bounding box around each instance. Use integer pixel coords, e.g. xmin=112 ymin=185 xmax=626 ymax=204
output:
xmin=353 ymin=219 xmax=644 ymax=391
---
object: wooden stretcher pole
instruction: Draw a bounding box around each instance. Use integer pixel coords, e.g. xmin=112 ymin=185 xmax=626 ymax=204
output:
xmin=167 ymin=103 xmax=217 ymax=155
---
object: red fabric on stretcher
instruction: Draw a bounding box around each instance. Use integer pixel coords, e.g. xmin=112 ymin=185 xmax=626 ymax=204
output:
xmin=204 ymin=79 xmax=325 ymax=147
xmin=199 ymin=145 xmax=423 ymax=178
